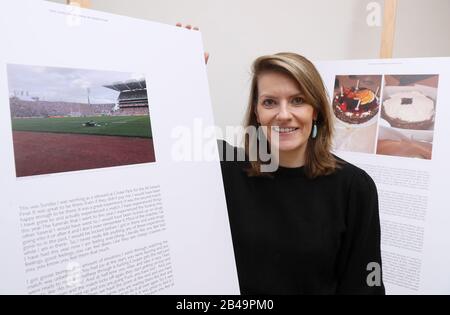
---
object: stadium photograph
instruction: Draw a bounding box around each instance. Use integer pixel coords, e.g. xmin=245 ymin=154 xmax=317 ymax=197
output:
xmin=7 ymin=64 xmax=156 ymax=178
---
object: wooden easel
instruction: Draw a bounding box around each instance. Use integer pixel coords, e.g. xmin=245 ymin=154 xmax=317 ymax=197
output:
xmin=380 ymin=0 xmax=398 ymax=58
xmin=67 ymin=0 xmax=398 ymax=58
xmin=66 ymin=0 xmax=91 ymax=8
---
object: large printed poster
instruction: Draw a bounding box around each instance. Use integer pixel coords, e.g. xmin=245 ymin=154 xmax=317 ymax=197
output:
xmin=316 ymin=58 xmax=450 ymax=294
xmin=0 ymin=0 xmax=239 ymax=294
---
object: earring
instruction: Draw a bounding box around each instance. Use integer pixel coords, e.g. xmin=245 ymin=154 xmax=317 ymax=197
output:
xmin=311 ymin=120 xmax=318 ymax=139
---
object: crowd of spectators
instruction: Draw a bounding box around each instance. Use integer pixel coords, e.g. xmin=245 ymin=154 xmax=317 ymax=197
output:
xmin=9 ymin=98 xmax=115 ymax=118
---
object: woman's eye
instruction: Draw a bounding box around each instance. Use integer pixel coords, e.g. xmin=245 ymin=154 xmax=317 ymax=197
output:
xmin=292 ymin=97 xmax=305 ymax=105
xmin=262 ymin=99 xmax=276 ymax=107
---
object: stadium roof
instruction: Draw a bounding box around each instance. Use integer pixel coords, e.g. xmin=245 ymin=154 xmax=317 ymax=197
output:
xmin=104 ymin=79 xmax=146 ymax=92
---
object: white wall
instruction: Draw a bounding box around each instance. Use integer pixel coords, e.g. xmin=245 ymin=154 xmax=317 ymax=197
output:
xmin=395 ymin=0 xmax=450 ymax=58
xmin=48 ymin=0 xmax=450 ymax=132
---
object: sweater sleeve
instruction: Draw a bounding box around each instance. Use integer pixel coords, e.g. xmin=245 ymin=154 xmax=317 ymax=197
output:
xmin=336 ymin=169 xmax=385 ymax=295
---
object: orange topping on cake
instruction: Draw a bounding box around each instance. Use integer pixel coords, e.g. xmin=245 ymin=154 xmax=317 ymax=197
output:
xmin=355 ymin=89 xmax=375 ymax=105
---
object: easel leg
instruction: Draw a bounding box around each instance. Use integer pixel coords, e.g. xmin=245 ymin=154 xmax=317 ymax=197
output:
xmin=66 ymin=0 xmax=92 ymax=8
xmin=380 ymin=0 xmax=398 ymax=59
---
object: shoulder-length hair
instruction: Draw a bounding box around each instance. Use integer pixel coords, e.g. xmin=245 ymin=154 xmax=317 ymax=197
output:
xmin=243 ymin=52 xmax=339 ymax=179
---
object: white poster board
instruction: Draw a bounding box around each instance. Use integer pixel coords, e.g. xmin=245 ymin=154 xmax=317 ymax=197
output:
xmin=316 ymin=58 xmax=450 ymax=294
xmin=0 ymin=0 xmax=239 ymax=295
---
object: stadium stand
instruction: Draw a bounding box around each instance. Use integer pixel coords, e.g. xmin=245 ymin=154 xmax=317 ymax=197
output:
xmin=104 ymin=79 xmax=149 ymax=116
xmin=9 ymin=98 xmax=115 ymax=118
xmin=9 ymin=79 xmax=150 ymax=118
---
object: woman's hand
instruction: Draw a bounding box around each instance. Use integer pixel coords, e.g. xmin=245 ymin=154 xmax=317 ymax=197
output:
xmin=176 ymin=22 xmax=210 ymax=65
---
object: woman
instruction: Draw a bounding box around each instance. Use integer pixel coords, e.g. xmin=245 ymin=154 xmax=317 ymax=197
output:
xmin=177 ymin=23 xmax=384 ymax=295
xmin=218 ymin=53 xmax=384 ymax=295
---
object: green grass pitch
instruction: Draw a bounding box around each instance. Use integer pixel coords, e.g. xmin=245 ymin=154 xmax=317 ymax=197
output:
xmin=12 ymin=115 xmax=152 ymax=138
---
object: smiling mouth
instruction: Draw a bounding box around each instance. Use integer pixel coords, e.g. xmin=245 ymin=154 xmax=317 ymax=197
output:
xmin=272 ymin=127 xmax=300 ymax=134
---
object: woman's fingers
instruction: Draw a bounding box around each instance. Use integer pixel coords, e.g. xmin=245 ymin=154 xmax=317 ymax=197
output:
xmin=175 ymin=23 xmax=209 ymax=65
xmin=176 ymin=23 xmax=200 ymax=31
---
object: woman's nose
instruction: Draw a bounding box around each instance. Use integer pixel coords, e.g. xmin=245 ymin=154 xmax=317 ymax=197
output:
xmin=276 ymin=102 xmax=292 ymax=120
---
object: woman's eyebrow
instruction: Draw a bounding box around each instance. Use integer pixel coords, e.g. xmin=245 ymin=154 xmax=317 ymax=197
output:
xmin=259 ymin=94 xmax=277 ymax=99
xmin=259 ymin=92 xmax=304 ymax=99
xmin=290 ymin=92 xmax=305 ymax=97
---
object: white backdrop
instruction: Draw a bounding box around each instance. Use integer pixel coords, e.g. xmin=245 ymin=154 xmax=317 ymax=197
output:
xmin=48 ymin=0 xmax=450 ymax=139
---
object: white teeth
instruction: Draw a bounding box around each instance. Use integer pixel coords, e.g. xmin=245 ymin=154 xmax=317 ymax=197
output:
xmin=273 ymin=127 xmax=298 ymax=133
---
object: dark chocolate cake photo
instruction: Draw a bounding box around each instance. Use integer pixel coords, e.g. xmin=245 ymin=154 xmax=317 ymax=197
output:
xmin=332 ymin=76 xmax=381 ymax=126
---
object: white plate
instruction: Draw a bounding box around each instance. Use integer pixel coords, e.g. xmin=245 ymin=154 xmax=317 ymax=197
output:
xmin=334 ymin=110 xmax=379 ymax=129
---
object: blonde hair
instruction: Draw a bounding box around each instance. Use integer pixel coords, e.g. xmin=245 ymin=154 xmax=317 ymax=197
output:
xmin=243 ymin=52 xmax=339 ymax=178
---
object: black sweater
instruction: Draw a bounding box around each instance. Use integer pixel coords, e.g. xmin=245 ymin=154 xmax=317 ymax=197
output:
xmin=219 ymin=140 xmax=385 ymax=295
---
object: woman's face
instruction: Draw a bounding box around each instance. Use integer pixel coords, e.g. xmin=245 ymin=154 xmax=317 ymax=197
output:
xmin=255 ymin=71 xmax=317 ymax=155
